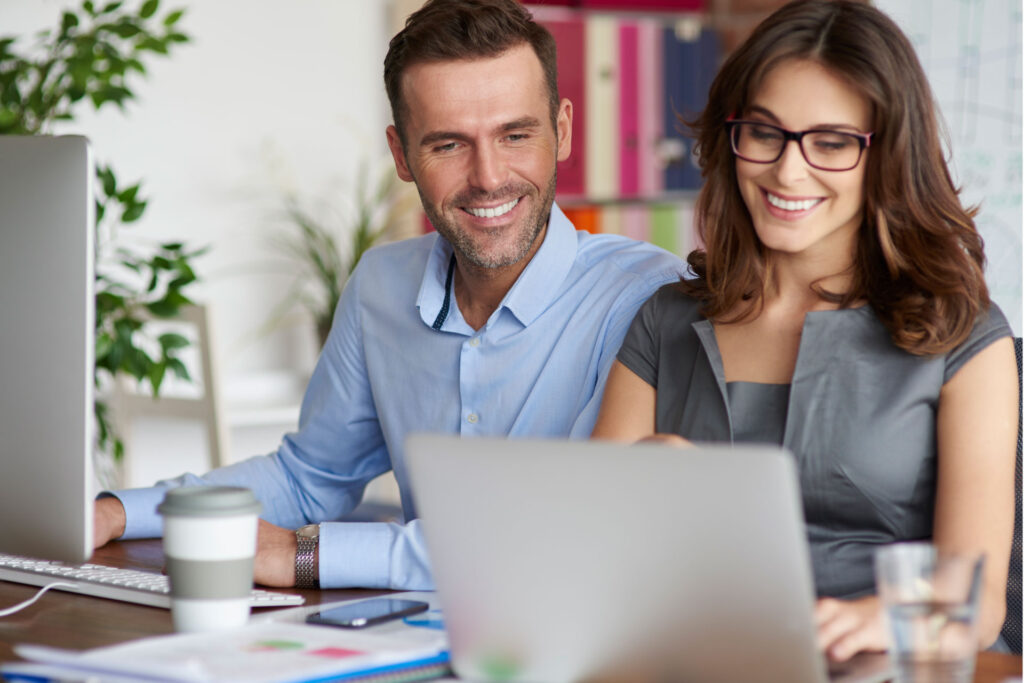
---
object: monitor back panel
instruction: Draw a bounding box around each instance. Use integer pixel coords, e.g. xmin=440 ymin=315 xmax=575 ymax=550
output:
xmin=0 ymin=135 xmax=94 ymax=563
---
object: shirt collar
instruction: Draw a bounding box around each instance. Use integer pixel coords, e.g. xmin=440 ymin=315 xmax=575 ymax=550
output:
xmin=415 ymin=202 xmax=577 ymax=330
xmin=499 ymin=202 xmax=575 ymax=327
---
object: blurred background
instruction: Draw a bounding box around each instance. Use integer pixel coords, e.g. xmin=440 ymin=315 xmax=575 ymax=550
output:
xmin=0 ymin=0 xmax=1018 ymax=508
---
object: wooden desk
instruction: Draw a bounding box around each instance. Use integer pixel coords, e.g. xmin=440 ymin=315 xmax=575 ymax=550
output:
xmin=0 ymin=539 xmax=1020 ymax=683
xmin=0 ymin=539 xmax=387 ymax=662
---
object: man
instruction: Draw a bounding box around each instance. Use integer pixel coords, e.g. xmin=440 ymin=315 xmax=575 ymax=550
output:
xmin=93 ymin=0 xmax=684 ymax=590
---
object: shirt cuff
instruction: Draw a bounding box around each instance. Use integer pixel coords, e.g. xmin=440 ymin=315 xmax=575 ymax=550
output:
xmin=319 ymin=521 xmax=390 ymax=589
xmin=102 ymin=487 xmax=169 ymax=539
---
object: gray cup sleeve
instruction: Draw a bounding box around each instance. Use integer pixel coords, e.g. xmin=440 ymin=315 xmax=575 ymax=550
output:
xmin=165 ymin=557 xmax=254 ymax=600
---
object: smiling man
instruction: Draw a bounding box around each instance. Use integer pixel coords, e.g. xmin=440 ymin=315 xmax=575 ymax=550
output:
xmin=92 ymin=0 xmax=684 ymax=590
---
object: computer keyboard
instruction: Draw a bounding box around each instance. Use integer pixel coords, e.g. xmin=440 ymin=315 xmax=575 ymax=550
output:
xmin=0 ymin=553 xmax=305 ymax=609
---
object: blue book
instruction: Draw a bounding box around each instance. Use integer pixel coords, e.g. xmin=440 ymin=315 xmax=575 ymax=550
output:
xmin=662 ymin=24 xmax=720 ymax=191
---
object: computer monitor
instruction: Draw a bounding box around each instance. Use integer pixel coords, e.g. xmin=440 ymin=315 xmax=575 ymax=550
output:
xmin=0 ymin=135 xmax=95 ymax=563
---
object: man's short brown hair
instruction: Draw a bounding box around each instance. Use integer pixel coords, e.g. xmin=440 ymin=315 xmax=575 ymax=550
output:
xmin=384 ymin=0 xmax=559 ymax=147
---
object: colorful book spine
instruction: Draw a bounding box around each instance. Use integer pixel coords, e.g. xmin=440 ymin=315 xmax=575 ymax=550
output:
xmin=637 ymin=18 xmax=665 ymax=197
xmin=618 ymin=20 xmax=640 ymax=198
xmin=584 ymin=14 xmax=619 ymax=201
xmin=620 ymin=204 xmax=650 ymax=242
xmin=540 ymin=12 xmax=588 ymax=198
xmin=662 ymin=22 xmax=718 ymax=191
xmin=561 ymin=205 xmax=601 ymax=234
xmin=581 ymin=0 xmax=705 ymax=9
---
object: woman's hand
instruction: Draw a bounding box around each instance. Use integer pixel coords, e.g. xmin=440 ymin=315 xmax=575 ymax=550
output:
xmin=636 ymin=433 xmax=693 ymax=448
xmin=815 ymin=595 xmax=888 ymax=662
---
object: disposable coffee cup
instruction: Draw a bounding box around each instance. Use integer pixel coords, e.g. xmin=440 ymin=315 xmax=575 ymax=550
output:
xmin=158 ymin=486 xmax=262 ymax=633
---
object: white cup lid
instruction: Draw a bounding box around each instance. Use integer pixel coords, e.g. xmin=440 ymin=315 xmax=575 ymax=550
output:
xmin=157 ymin=486 xmax=262 ymax=517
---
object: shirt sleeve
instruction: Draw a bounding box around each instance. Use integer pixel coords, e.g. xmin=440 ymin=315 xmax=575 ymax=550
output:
xmin=567 ymin=263 xmax=681 ymax=437
xmin=107 ymin=260 xmax=434 ymax=589
xmin=615 ymin=285 xmax=664 ymax=388
xmin=943 ymin=302 xmax=1013 ymax=383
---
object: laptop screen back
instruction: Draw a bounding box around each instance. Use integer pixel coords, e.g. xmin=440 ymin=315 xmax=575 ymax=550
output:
xmin=0 ymin=135 xmax=94 ymax=563
xmin=406 ymin=435 xmax=829 ymax=683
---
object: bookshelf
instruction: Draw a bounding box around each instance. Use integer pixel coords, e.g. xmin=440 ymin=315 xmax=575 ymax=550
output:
xmin=525 ymin=1 xmax=721 ymax=258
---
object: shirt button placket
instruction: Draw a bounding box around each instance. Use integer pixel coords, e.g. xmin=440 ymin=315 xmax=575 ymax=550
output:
xmin=461 ymin=335 xmax=483 ymax=433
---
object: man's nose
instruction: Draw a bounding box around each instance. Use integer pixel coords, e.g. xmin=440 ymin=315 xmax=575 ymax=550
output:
xmin=468 ymin=144 xmax=509 ymax=192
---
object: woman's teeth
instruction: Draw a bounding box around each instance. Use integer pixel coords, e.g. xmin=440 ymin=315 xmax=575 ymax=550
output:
xmin=767 ymin=193 xmax=820 ymax=211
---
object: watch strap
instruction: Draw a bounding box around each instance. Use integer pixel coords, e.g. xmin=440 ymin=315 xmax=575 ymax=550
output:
xmin=295 ymin=528 xmax=319 ymax=589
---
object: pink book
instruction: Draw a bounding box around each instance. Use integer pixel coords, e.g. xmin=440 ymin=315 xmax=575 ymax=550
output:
xmin=581 ymin=0 xmax=704 ymax=9
xmin=539 ymin=14 xmax=587 ymax=199
xmin=637 ymin=18 xmax=664 ymax=197
xmin=621 ymin=204 xmax=650 ymax=242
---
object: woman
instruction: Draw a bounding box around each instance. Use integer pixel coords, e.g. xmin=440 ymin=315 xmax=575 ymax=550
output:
xmin=593 ymin=0 xmax=1017 ymax=662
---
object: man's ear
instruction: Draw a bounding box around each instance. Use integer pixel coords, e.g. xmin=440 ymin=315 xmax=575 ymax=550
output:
xmin=555 ymin=98 xmax=573 ymax=163
xmin=386 ymin=125 xmax=414 ymax=182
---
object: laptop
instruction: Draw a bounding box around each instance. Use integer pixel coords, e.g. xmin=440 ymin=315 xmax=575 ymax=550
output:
xmin=406 ymin=435 xmax=892 ymax=683
xmin=0 ymin=135 xmax=94 ymax=564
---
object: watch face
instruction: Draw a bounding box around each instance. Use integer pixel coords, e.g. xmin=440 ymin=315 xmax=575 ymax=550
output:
xmin=297 ymin=524 xmax=320 ymax=539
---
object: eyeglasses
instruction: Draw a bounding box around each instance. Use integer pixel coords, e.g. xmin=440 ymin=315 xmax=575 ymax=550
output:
xmin=726 ymin=120 xmax=873 ymax=172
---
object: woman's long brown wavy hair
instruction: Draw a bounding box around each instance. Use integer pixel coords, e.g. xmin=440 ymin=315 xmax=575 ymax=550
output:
xmin=681 ymin=0 xmax=989 ymax=355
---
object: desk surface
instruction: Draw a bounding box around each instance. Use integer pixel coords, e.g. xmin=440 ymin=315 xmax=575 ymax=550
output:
xmin=0 ymin=540 xmax=1019 ymax=683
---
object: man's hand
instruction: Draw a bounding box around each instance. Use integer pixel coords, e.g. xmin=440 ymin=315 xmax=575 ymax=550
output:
xmin=254 ymin=519 xmax=298 ymax=587
xmin=815 ymin=595 xmax=888 ymax=662
xmin=93 ymin=496 xmax=127 ymax=548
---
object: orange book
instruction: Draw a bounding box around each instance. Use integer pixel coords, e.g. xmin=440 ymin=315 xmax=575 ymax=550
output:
xmin=561 ymin=205 xmax=600 ymax=234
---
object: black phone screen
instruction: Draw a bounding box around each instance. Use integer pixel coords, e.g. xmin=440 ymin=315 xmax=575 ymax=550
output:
xmin=305 ymin=598 xmax=429 ymax=629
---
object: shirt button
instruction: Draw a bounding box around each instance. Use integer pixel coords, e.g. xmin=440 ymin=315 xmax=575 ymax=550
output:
xmin=467 ymin=413 xmax=479 ymax=424
xmin=469 ymin=337 xmax=480 ymax=347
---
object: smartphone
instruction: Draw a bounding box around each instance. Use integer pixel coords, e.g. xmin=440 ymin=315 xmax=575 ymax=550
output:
xmin=305 ymin=598 xmax=429 ymax=629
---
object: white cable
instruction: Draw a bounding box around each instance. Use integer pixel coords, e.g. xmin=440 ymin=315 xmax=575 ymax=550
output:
xmin=0 ymin=581 xmax=77 ymax=617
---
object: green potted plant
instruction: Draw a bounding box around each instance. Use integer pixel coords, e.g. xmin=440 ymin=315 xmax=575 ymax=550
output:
xmin=273 ymin=157 xmax=417 ymax=348
xmin=0 ymin=0 xmax=203 ymax=468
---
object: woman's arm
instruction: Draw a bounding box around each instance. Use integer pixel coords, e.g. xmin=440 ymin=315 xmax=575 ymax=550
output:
xmin=933 ymin=335 xmax=1018 ymax=645
xmin=592 ymin=360 xmax=658 ymax=442
xmin=817 ymin=336 xmax=1019 ymax=660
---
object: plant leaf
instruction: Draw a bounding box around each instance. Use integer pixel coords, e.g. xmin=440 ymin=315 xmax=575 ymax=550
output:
xmin=163 ymin=9 xmax=185 ymax=26
xmin=158 ymin=332 xmax=189 ymax=350
xmin=140 ymin=0 xmax=159 ymax=19
xmin=167 ymin=357 xmax=190 ymax=381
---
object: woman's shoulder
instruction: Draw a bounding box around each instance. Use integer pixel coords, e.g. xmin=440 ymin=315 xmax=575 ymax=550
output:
xmin=643 ymin=280 xmax=706 ymax=317
xmin=943 ymin=302 xmax=1015 ymax=381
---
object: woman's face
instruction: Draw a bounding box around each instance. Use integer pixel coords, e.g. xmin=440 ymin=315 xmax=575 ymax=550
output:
xmin=734 ymin=58 xmax=872 ymax=262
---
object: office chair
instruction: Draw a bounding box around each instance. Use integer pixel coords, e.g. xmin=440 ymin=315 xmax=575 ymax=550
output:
xmin=1000 ymin=337 xmax=1022 ymax=653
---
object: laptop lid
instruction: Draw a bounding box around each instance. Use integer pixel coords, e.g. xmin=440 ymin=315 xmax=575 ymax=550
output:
xmin=0 ymin=135 xmax=94 ymax=563
xmin=406 ymin=435 xmax=828 ymax=683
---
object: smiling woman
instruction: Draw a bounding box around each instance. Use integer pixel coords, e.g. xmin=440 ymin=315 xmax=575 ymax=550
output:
xmin=592 ymin=0 xmax=1018 ymax=664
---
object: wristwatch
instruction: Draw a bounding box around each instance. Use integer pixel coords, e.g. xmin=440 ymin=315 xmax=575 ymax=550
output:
xmin=295 ymin=523 xmax=320 ymax=589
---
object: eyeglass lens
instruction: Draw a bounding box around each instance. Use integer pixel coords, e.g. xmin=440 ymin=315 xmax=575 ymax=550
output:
xmin=731 ymin=122 xmax=864 ymax=171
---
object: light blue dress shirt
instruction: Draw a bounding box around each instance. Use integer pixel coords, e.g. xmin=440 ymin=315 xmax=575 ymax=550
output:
xmin=111 ymin=203 xmax=684 ymax=589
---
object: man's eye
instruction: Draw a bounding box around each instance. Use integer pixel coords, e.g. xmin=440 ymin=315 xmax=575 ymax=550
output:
xmin=506 ymin=133 xmax=528 ymax=142
xmin=434 ymin=142 xmax=459 ymax=153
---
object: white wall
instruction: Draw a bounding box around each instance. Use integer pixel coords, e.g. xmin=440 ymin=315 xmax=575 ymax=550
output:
xmin=1 ymin=0 xmax=393 ymax=390
xmin=877 ymin=0 xmax=1023 ymax=334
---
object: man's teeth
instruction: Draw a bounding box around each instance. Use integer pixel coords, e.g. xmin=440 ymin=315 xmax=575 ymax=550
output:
xmin=466 ymin=197 xmax=519 ymax=218
xmin=767 ymin=193 xmax=820 ymax=211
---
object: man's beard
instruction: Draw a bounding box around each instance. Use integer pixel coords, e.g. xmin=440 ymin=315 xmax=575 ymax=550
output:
xmin=418 ymin=170 xmax=557 ymax=270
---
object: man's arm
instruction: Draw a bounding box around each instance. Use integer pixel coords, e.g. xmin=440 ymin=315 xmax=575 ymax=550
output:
xmin=93 ymin=248 xmax=437 ymax=590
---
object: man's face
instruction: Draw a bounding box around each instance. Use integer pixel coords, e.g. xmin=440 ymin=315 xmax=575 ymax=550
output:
xmin=386 ymin=44 xmax=572 ymax=271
